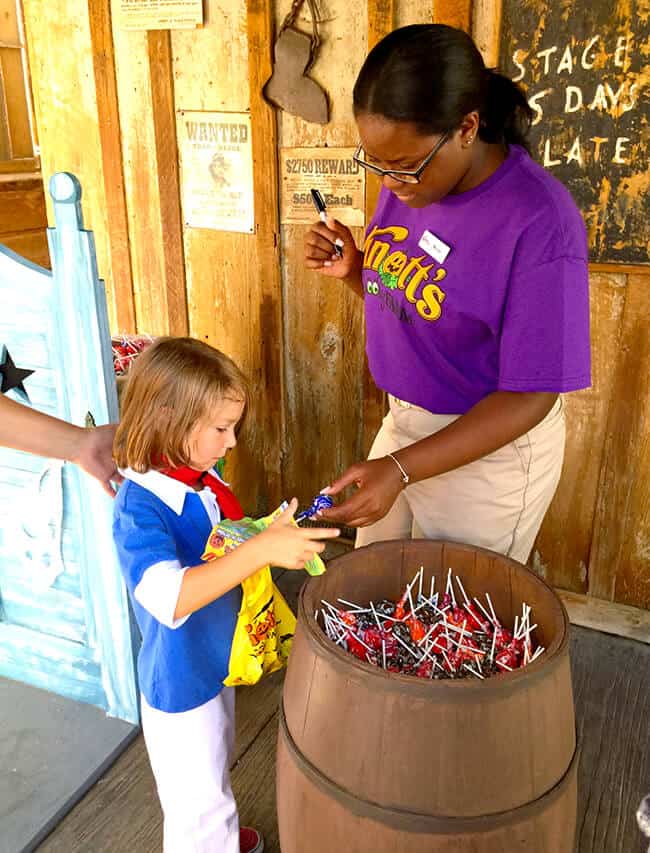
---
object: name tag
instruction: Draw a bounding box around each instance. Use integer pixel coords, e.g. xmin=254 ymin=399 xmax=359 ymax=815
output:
xmin=418 ymin=229 xmax=451 ymax=264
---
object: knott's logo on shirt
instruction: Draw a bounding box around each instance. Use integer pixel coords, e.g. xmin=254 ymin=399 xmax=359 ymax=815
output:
xmin=363 ymin=225 xmax=447 ymax=322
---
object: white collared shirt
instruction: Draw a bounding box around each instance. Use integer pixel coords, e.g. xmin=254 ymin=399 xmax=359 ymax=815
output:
xmin=119 ymin=467 xmax=222 ymax=525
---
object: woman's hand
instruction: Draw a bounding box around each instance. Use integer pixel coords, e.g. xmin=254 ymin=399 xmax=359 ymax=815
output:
xmin=304 ymin=217 xmax=361 ymax=280
xmin=72 ymin=424 xmax=122 ymax=497
xmin=0 ymin=396 xmax=122 ymax=497
xmin=256 ymin=498 xmax=340 ymax=570
xmin=317 ymin=458 xmax=405 ymax=528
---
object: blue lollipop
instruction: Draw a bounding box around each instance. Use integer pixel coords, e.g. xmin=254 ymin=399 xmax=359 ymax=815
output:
xmin=295 ymin=494 xmax=334 ymax=523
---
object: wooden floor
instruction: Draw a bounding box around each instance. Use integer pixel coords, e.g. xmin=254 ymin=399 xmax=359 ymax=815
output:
xmin=36 ymin=555 xmax=650 ymax=853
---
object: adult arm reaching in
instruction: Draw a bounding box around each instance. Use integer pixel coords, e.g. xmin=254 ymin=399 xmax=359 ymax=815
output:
xmin=318 ymin=391 xmax=558 ymax=528
xmin=0 ymin=395 xmax=120 ymax=497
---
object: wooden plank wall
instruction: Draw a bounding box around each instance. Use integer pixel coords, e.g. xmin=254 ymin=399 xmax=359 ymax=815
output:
xmin=0 ymin=1 xmax=48 ymax=268
xmin=0 ymin=0 xmax=33 ymax=159
xmin=21 ymin=1 xmax=119 ymax=329
xmin=18 ymin=0 xmax=649 ymax=614
xmin=0 ymin=174 xmax=49 ymax=268
xmin=113 ymin=0 xmax=284 ymax=510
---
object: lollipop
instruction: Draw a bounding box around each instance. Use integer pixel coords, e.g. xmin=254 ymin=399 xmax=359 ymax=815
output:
xmin=318 ymin=567 xmax=544 ymax=682
xmin=296 ymin=494 xmax=334 ymax=522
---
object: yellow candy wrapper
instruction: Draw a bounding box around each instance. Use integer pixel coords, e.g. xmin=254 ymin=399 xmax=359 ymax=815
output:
xmin=202 ymin=502 xmax=326 ymax=686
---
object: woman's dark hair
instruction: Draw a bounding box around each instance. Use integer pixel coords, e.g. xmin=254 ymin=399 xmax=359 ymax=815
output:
xmin=353 ymin=24 xmax=533 ymax=151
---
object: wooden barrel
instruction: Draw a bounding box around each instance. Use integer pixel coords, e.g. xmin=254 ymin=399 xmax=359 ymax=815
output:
xmin=277 ymin=539 xmax=578 ymax=852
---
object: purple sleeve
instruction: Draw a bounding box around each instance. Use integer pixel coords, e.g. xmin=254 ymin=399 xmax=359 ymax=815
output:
xmin=498 ymin=256 xmax=591 ymax=393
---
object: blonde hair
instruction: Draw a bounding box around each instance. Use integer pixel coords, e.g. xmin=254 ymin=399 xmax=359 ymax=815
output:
xmin=114 ymin=337 xmax=249 ymax=472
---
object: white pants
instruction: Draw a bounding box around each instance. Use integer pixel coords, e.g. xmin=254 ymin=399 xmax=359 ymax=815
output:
xmin=356 ymin=395 xmax=566 ymax=564
xmin=141 ymin=688 xmax=239 ymax=853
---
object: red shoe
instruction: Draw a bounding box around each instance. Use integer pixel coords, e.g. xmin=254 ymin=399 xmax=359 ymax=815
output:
xmin=240 ymin=826 xmax=264 ymax=853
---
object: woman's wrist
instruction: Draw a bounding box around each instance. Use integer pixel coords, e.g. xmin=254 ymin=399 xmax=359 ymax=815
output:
xmin=385 ymin=452 xmax=410 ymax=486
xmin=383 ymin=392 xmax=559 ymax=485
xmin=342 ymin=249 xmax=365 ymax=297
xmin=65 ymin=425 xmax=94 ymax=465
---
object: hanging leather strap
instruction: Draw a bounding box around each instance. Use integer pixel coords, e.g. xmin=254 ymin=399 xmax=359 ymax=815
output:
xmin=280 ymin=0 xmax=321 ymax=71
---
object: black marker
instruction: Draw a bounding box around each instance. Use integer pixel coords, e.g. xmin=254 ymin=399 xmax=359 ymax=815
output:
xmin=310 ymin=188 xmax=344 ymax=258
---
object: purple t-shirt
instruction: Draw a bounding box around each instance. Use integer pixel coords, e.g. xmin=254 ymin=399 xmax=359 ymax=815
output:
xmin=362 ymin=145 xmax=591 ymax=414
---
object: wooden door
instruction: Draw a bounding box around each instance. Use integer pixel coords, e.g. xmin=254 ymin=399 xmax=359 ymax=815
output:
xmin=0 ymin=173 xmax=138 ymax=723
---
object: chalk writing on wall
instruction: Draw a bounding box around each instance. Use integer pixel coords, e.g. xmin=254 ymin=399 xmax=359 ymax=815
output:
xmin=500 ymin=0 xmax=649 ymax=264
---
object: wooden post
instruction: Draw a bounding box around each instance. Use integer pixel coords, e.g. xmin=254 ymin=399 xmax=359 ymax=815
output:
xmin=246 ymin=0 xmax=284 ymax=508
xmin=88 ymin=0 xmax=136 ymax=333
xmin=147 ymin=30 xmax=189 ymax=336
xmin=589 ymin=273 xmax=650 ymax=609
xmin=21 ymin=0 xmax=119 ymax=329
xmin=435 ymin=0 xmax=472 ymax=32
xmin=472 ymin=0 xmax=502 ymax=66
xmin=362 ymin=0 xmax=395 ymax=456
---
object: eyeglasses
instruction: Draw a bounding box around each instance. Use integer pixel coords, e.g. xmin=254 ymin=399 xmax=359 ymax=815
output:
xmin=353 ymin=131 xmax=450 ymax=184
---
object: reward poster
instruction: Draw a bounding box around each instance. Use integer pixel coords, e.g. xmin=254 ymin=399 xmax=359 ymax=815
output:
xmin=178 ymin=111 xmax=254 ymax=234
xmin=118 ymin=0 xmax=203 ymax=30
xmin=280 ymin=147 xmax=365 ymax=226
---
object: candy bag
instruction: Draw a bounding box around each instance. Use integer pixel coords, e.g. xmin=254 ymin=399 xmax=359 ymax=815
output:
xmin=202 ymin=502 xmax=325 ymax=686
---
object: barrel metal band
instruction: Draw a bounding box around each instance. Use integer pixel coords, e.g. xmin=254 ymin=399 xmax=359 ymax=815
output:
xmin=279 ymin=704 xmax=580 ymax=835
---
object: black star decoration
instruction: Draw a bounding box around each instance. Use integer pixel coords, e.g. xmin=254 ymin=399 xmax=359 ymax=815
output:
xmin=0 ymin=349 xmax=34 ymax=397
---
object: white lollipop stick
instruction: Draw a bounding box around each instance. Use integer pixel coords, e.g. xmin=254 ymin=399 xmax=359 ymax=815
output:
xmin=485 ymin=593 xmax=499 ymax=625
xmin=370 ymin=601 xmax=383 ymax=631
xmin=473 ymin=596 xmax=496 ymax=626
xmin=463 ymin=663 xmax=485 ymax=680
xmin=419 ymin=642 xmax=437 ymax=663
xmin=337 ymin=598 xmax=368 ymax=611
xmin=407 ymin=581 xmax=416 ymax=617
xmin=442 ymin=649 xmax=456 ymax=673
xmin=393 ymin=632 xmax=420 ymax=659
xmin=455 ymin=575 xmax=471 ymax=606
xmin=347 ymin=629 xmax=373 ymax=652
xmin=446 ymin=568 xmax=457 ymax=607
xmin=418 ymin=624 xmax=437 ymax=646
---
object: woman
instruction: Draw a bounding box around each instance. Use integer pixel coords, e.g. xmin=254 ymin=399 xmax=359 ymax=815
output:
xmin=304 ymin=24 xmax=591 ymax=563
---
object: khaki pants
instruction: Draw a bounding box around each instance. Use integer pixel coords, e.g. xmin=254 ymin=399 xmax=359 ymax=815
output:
xmin=356 ymin=395 xmax=566 ymax=564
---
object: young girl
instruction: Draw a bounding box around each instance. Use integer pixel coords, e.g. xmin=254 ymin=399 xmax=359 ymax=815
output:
xmin=112 ymin=337 xmax=339 ymax=853
xmin=305 ymin=24 xmax=590 ymax=563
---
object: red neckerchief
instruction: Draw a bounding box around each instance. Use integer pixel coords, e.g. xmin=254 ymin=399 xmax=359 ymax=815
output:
xmin=160 ymin=464 xmax=244 ymax=520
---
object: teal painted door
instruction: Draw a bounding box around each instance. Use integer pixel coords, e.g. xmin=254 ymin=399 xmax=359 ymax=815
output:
xmin=0 ymin=174 xmax=138 ymax=723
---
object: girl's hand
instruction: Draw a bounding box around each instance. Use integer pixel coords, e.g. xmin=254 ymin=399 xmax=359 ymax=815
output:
xmin=257 ymin=498 xmax=340 ymax=570
xmin=317 ymin=458 xmax=405 ymax=528
xmin=304 ymin=217 xmax=360 ymax=279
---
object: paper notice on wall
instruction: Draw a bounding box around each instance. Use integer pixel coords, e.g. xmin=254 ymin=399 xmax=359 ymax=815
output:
xmin=280 ymin=148 xmax=365 ymax=226
xmin=118 ymin=0 xmax=203 ymax=30
xmin=178 ymin=111 xmax=254 ymax=234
